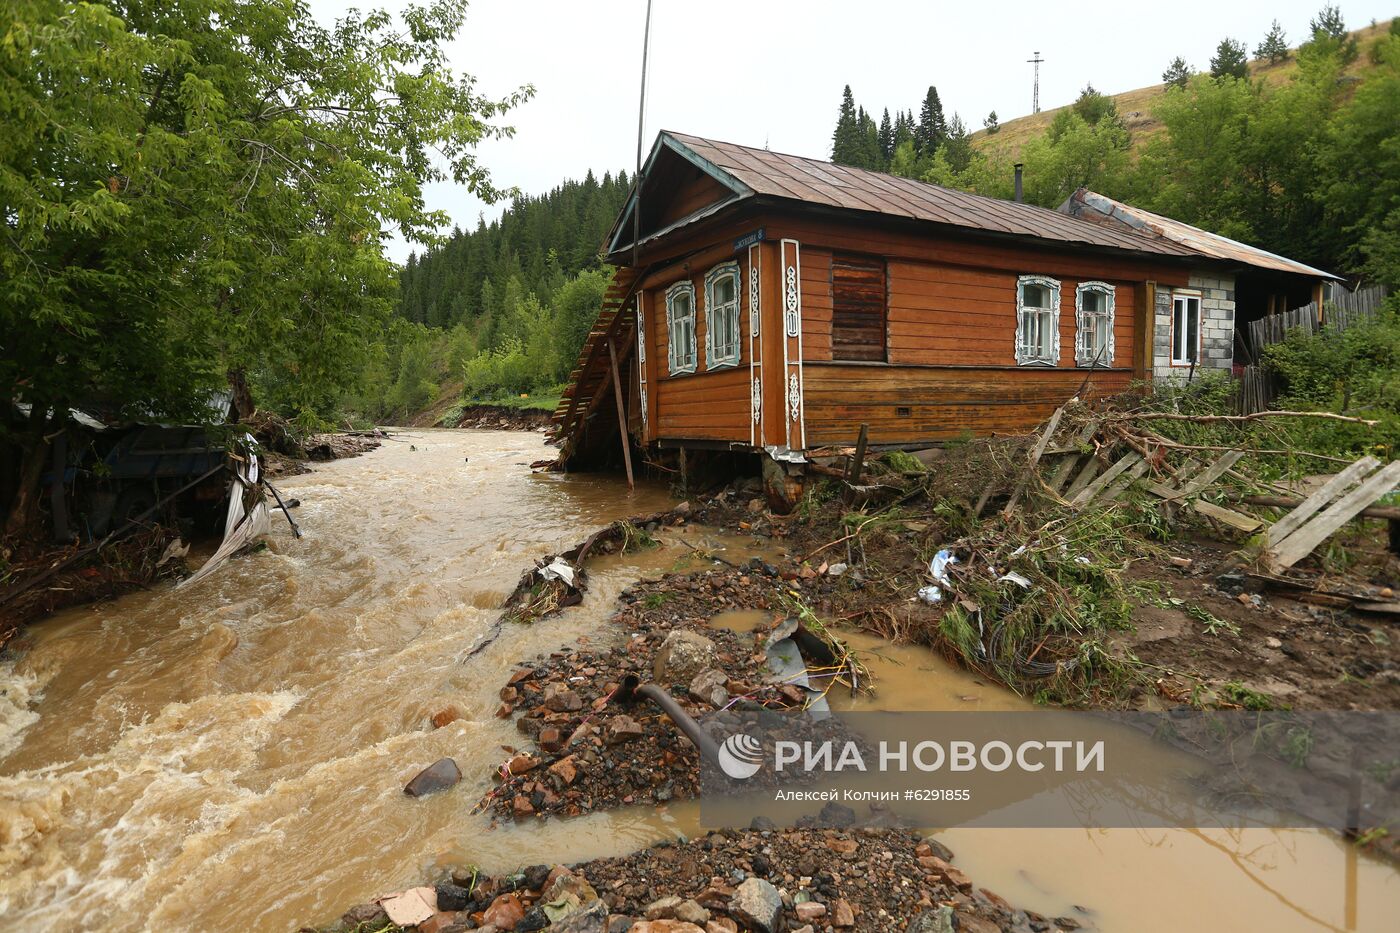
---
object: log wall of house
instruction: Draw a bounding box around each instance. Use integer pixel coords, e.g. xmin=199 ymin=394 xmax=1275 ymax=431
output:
xmin=770 ymin=217 xmax=1188 ymax=447
xmin=644 ymin=267 xmax=753 ymax=443
xmin=630 ymin=208 xmax=1192 ymax=451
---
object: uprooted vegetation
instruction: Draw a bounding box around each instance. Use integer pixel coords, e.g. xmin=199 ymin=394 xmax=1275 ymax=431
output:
xmin=782 ymin=391 xmax=1399 ymax=710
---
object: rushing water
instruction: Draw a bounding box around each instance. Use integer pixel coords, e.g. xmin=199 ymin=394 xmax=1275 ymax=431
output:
xmin=0 ymin=429 xmax=1396 ymax=932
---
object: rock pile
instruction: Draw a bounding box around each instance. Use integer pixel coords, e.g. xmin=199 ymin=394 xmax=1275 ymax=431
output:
xmin=332 ymin=829 xmax=1078 ymax=932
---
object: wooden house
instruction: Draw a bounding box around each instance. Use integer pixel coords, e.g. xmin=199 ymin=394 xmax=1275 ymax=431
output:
xmin=550 ymin=132 xmax=1335 ymax=479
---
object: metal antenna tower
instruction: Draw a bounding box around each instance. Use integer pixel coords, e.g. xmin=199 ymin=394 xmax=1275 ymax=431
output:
xmin=1027 ymin=51 xmax=1045 ymax=114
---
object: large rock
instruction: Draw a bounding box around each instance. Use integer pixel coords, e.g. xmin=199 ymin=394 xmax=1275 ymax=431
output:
xmin=653 ymin=630 xmax=719 ymax=683
xmin=483 ymin=892 xmax=525 ymax=930
xmin=404 ymin=758 xmax=461 ymax=797
xmin=728 ymin=877 xmax=782 ymax=933
xmin=688 ymin=669 xmax=729 ymax=708
xmin=909 ymin=906 xmax=956 ymax=933
xmin=547 ymin=899 xmax=609 ymax=932
xmin=540 ymin=872 xmax=600 ymax=923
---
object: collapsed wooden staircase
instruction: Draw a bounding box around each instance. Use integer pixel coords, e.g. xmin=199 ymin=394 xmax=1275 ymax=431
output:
xmin=549 ymin=267 xmax=641 ymax=466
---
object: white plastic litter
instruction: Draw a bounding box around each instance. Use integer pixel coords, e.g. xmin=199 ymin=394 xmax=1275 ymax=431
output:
xmin=917 ymin=549 xmax=958 ymax=604
xmin=998 ymin=571 xmax=1032 ymax=588
xmin=178 ymin=435 xmax=271 ymax=588
xmin=539 ymin=556 xmax=577 ymax=587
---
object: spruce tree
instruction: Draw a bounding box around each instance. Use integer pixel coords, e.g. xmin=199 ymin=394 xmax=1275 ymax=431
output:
xmin=983 ymin=110 xmax=1000 ymax=134
xmin=1304 ymin=4 xmax=1359 ymax=63
xmin=878 ymin=108 xmax=894 ymax=164
xmin=1256 ymin=20 xmax=1290 ymax=64
xmin=831 ymin=85 xmax=862 ymax=165
xmin=1310 ymin=4 xmax=1348 ymax=39
xmin=1163 ymin=56 xmax=1194 ymax=89
xmin=1209 ymin=38 xmax=1249 ymax=80
xmin=943 ymin=113 xmax=972 ymax=173
xmin=915 ymin=86 xmax=947 ymax=156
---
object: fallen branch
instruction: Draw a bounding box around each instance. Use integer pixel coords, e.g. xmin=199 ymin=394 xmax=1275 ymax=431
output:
xmin=1116 ymin=410 xmax=1378 ymax=427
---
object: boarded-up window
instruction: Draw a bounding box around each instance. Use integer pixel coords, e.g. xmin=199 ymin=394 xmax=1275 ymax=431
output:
xmin=831 ymin=255 xmax=887 ymax=362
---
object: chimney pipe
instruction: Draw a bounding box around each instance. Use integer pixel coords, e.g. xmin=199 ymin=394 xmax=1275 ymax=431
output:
xmin=1014 ymin=163 xmax=1024 ymax=203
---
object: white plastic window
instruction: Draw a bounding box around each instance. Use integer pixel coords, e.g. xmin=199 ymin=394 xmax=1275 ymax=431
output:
xmin=1075 ymin=282 xmax=1115 ymax=368
xmin=704 ymin=262 xmax=741 ymax=370
xmin=1172 ymin=292 xmax=1201 ymax=366
xmin=666 ymin=281 xmax=697 ymax=375
xmin=1016 ymin=275 xmax=1061 ymax=366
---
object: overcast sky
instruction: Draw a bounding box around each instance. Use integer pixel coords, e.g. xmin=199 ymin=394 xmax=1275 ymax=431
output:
xmin=308 ymin=0 xmax=1397 ymax=262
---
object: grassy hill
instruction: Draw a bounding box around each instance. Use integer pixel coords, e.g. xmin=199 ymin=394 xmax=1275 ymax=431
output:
xmin=973 ymin=17 xmax=1394 ymax=160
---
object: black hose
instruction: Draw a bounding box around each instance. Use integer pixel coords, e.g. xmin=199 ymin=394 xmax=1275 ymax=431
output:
xmin=614 ymin=674 xmax=723 ymax=769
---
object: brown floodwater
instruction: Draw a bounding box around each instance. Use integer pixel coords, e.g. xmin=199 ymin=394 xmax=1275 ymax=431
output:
xmin=1 ymin=429 xmax=1396 ymax=932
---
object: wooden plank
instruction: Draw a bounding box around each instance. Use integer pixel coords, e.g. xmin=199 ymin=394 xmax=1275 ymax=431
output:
xmin=1100 ymin=459 xmax=1150 ymax=502
xmin=1173 ymin=450 xmax=1246 ymax=500
xmin=1071 ymin=452 xmax=1143 ymax=508
xmin=1267 ymin=461 xmax=1400 ymax=571
xmin=607 ymin=338 xmax=634 ymax=489
xmin=1046 ymin=454 xmax=1081 ymax=495
xmin=1004 ymin=406 xmax=1064 ymax=514
xmin=1264 ymin=457 xmax=1380 ymax=545
xmin=1046 ymin=420 xmax=1100 ymax=494
xmin=1063 ymin=456 xmax=1103 ymax=500
xmin=1192 ymin=500 xmax=1264 ymax=533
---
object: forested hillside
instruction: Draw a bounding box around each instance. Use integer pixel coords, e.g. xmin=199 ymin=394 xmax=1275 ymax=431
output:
xmin=397 ymin=171 xmax=629 ymax=328
xmin=825 ymin=10 xmax=1400 ymax=291
xmin=360 ymin=172 xmax=629 ymax=424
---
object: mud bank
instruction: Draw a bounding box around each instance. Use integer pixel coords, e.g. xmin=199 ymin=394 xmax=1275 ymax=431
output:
xmin=446 ymin=404 xmax=552 ymax=431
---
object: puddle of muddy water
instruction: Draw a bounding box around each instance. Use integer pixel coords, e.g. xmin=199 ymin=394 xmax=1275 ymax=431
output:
xmin=706 ymin=611 xmax=1400 ymax=931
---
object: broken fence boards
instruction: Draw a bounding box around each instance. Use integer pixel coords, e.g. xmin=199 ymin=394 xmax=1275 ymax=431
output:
xmin=1191 ymin=500 xmax=1264 ymax=533
xmin=1175 ymin=451 xmax=1246 ymax=500
xmin=1003 ymin=406 xmax=1064 ymax=514
xmin=1264 ymin=456 xmax=1380 ymax=545
xmin=1071 ymin=452 xmax=1142 ymax=508
xmin=1266 ymin=460 xmax=1400 ymax=571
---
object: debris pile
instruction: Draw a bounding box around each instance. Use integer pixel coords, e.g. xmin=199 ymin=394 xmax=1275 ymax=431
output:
xmin=479 ymin=562 xmax=864 ymax=821
xmin=333 ymin=829 xmax=1065 ymax=933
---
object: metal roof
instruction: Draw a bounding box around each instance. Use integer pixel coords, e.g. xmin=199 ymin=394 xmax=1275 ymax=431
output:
xmin=611 ymin=131 xmax=1200 ymax=260
xmin=1060 ymin=188 xmax=1339 ymax=280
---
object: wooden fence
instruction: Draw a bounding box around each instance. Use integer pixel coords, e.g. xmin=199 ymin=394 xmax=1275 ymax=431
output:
xmin=1234 ymin=284 xmax=1387 ymax=414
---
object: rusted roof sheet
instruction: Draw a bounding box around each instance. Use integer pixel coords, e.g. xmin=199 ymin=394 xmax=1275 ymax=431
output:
xmin=1060 ymin=188 xmax=1340 ymax=280
xmin=655 ymin=131 xmax=1199 ymax=259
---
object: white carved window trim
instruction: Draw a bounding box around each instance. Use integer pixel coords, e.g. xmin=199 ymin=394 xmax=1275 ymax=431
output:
xmin=704 ymin=261 xmax=742 ymax=370
xmin=1015 ymin=275 xmax=1061 ymax=367
xmin=1074 ymin=281 xmax=1115 ymax=368
xmin=665 ymin=281 xmax=697 ymax=375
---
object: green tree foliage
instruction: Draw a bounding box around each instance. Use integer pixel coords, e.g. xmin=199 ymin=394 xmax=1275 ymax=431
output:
xmin=1256 ymin=19 xmax=1290 ymax=63
xmin=1304 ymin=4 xmax=1359 ymax=63
xmin=1135 ymin=47 xmax=1346 ymax=267
xmin=1210 ymin=38 xmax=1250 ymax=79
xmin=1261 ymin=303 xmax=1400 ymax=456
xmin=1316 ymin=32 xmax=1400 ymax=289
xmin=396 ymin=171 xmax=628 ymax=327
xmin=878 ymin=108 xmax=894 ymax=163
xmin=0 ymin=0 xmax=526 ymax=533
xmin=942 ymin=114 xmax=973 ymax=174
xmin=830 ymin=85 xmax=863 ymax=166
xmin=1071 ymin=84 xmax=1122 ymax=128
xmin=984 ymin=110 xmax=1000 ymax=134
xmin=1163 ymin=56 xmax=1195 ymax=89
xmin=915 ymin=86 xmax=947 ymax=156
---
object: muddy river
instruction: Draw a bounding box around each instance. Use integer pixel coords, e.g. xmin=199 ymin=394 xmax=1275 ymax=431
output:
xmin=1 ymin=430 xmax=1396 ymax=931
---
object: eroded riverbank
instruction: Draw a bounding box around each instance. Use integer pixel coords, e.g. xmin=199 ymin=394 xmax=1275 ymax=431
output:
xmin=3 ymin=432 xmax=1397 ymax=931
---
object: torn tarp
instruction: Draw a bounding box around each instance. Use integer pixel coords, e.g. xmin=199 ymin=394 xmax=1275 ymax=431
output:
xmin=178 ymin=435 xmax=271 ymax=588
